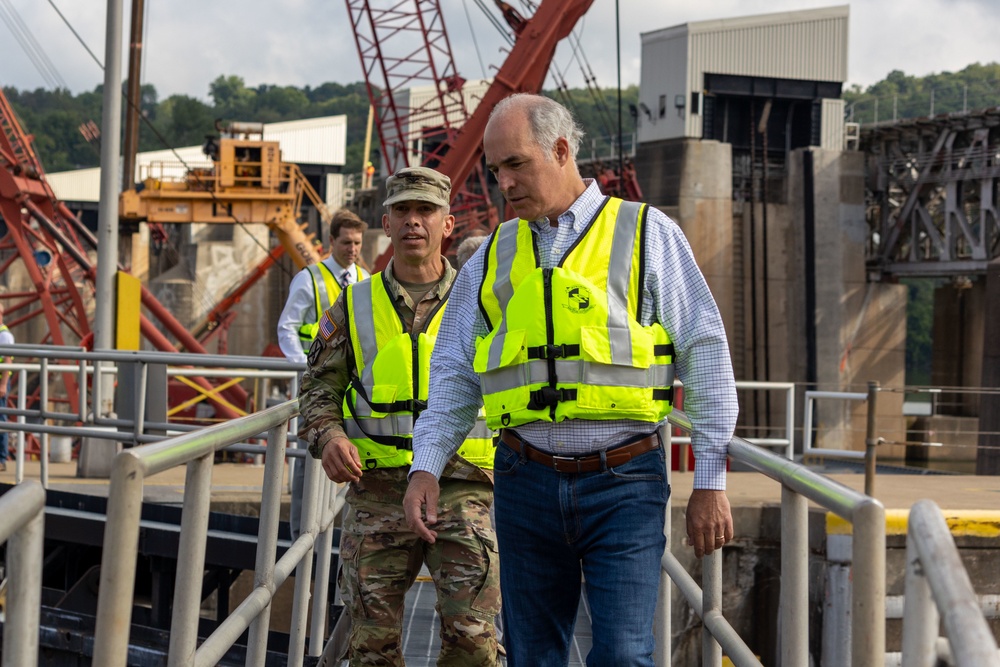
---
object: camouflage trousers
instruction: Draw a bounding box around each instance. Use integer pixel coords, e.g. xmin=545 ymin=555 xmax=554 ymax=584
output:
xmin=339 ymin=468 xmax=501 ymax=666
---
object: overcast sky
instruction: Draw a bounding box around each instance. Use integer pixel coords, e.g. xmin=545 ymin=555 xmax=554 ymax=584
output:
xmin=3 ymin=0 xmax=999 ymax=100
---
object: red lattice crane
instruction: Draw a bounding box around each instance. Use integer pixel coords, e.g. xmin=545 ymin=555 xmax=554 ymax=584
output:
xmin=346 ymin=0 xmax=595 ymax=267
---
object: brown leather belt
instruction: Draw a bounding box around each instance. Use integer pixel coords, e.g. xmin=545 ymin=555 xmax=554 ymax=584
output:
xmin=499 ymin=430 xmax=660 ymax=474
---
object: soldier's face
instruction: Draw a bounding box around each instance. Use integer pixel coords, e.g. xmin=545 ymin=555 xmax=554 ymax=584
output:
xmin=331 ymin=228 xmax=363 ymax=267
xmin=382 ymin=200 xmax=454 ymax=267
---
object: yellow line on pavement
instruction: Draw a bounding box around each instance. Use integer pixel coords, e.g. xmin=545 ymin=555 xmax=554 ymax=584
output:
xmin=827 ymin=510 xmax=1000 ymax=537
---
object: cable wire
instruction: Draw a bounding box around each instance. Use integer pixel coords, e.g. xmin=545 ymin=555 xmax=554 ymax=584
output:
xmin=1 ymin=0 xmax=68 ymax=89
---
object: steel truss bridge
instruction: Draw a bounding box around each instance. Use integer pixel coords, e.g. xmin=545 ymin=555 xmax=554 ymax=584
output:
xmin=863 ymin=107 xmax=1000 ymax=278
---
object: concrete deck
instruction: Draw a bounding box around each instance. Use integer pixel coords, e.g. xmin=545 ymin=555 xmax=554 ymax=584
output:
xmin=4 ymin=459 xmax=999 ymax=513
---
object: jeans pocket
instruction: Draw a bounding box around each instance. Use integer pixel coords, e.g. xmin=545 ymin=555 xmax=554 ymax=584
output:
xmin=493 ymin=441 xmax=521 ymax=477
xmin=606 ymin=446 xmax=665 ymax=482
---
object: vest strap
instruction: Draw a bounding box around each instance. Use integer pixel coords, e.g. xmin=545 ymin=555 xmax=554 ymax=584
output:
xmin=652 ymin=387 xmax=674 ymax=402
xmin=349 ymin=380 xmax=427 ymax=416
xmin=654 ymin=343 xmax=675 ymax=357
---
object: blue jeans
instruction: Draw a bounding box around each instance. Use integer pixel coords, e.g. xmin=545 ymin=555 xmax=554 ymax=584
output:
xmin=493 ymin=437 xmax=669 ymax=667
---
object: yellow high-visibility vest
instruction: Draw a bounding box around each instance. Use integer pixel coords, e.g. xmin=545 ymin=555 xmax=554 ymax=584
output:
xmin=298 ymin=263 xmax=363 ymax=344
xmin=475 ymin=197 xmax=674 ymax=430
xmin=343 ymin=273 xmax=495 ymax=470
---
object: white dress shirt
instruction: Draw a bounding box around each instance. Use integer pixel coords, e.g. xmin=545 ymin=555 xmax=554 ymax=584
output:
xmin=277 ymin=257 xmax=368 ymax=364
xmin=410 ymin=180 xmax=738 ymax=490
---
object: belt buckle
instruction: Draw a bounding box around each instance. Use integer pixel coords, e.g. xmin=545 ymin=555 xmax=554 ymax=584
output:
xmin=550 ymin=454 xmax=581 ymax=473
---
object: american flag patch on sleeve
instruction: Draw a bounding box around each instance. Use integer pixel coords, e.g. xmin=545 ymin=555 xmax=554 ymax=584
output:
xmin=319 ymin=312 xmax=338 ymax=340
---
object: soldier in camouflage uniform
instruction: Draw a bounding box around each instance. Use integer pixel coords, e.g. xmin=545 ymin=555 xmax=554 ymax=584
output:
xmin=299 ymin=166 xmax=501 ymax=666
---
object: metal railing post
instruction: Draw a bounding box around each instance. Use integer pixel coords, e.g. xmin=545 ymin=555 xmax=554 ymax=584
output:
xmin=15 ymin=369 xmax=26 ymax=483
xmin=0 ymin=481 xmax=45 ymax=667
xmin=167 ymin=453 xmax=215 ymax=667
xmin=904 ymin=500 xmax=1000 ymax=666
xmin=92 ymin=452 xmax=146 ymax=667
xmin=864 ymin=381 xmax=880 ymax=496
xmin=654 ymin=422 xmax=672 ymax=666
xmin=901 ymin=512 xmax=938 ymax=665
xmin=702 ymin=549 xmax=723 ymax=666
xmin=785 ymin=384 xmax=795 ymax=460
xmin=288 ymin=455 xmax=322 ymax=666
xmin=851 ymin=497 xmax=885 ymax=667
xmin=780 ymin=486 xmax=808 ymax=665
xmin=245 ymin=422 xmax=288 ymax=667
xmin=310 ymin=484 xmax=337 ymax=657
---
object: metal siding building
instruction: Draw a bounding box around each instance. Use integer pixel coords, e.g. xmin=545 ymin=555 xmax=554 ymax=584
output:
xmin=638 ymin=5 xmax=849 ymax=148
xmin=381 ymin=79 xmax=492 ymax=174
xmin=263 ymin=115 xmax=347 ymax=166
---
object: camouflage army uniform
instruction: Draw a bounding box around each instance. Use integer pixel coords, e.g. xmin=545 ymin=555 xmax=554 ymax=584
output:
xmin=300 ymin=257 xmax=501 ymax=667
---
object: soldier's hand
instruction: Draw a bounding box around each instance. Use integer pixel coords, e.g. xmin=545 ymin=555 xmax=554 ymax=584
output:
xmin=321 ymin=435 xmax=363 ymax=483
xmin=404 ymin=471 xmax=440 ymax=543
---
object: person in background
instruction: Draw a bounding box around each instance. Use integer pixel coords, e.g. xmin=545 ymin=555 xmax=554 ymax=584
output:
xmin=278 ymin=208 xmax=370 ymax=539
xmin=404 ymin=93 xmax=739 ymax=665
xmin=0 ymin=304 xmax=14 ymax=472
xmin=299 ymin=166 xmax=501 ymax=665
xmin=455 ymin=233 xmax=489 ymax=268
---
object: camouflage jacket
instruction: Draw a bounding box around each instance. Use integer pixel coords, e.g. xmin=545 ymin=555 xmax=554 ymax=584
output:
xmin=298 ymin=256 xmax=491 ymax=485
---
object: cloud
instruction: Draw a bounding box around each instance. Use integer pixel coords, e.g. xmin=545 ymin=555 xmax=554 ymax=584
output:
xmin=3 ymin=0 xmax=999 ymax=99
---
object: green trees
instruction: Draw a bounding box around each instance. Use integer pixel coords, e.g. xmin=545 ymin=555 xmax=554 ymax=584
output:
xmin=843 ymin=62 xmax=1000 ymax=124
xmin=11 ymin=63 xmax=997 ymax=176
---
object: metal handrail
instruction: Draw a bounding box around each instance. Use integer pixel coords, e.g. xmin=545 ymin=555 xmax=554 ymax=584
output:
xmin=91 ymin=399 xmax=344 ymax=667
xmin=0 ymin=481 xmax=46 ymax=667
xmin=656 ymin=408 xmax=886 ymax=667
xmin=899 ymin=499 xmax=1000 ymax=666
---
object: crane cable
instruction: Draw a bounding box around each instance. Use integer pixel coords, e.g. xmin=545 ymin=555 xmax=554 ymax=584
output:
xmin=1 ymin=0 xmax=68 ymax=90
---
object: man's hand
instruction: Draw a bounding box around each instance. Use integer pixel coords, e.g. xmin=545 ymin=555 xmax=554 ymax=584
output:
xmin=403 ymin=471 xmax=440 ymax=543
xmin=686 ymin=489 xmax=734 ymax=558
xmin=320 ymin=435 xmax=363 ymax=483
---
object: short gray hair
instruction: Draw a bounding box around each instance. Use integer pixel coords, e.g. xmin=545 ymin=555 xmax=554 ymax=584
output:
xmin=490 ymin=94 xmax=584 ymax=160
xmin=455 ymin=234 xmax=489 ymax=267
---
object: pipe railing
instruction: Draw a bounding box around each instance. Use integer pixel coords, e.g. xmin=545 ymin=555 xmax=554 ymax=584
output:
xmin=0 ymin=480 xmax=46 ymax=667
xmin=91 ymin=399 xmax=345 ymax=667
xmin=0 ymin=344 xmax=301 ymax=425
xmin=657 ymin=408 xmax=886 ymax=667
xmin=898 ymin=499 xmax=1000 ymax=666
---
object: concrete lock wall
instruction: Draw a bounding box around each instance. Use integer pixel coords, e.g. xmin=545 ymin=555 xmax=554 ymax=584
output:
xmin=636 ymin=137 xmax=907 ymax=455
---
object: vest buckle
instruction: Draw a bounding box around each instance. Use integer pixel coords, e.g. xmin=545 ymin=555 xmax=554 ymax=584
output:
xmin=527 ymin=387 xmax=577 ymax=410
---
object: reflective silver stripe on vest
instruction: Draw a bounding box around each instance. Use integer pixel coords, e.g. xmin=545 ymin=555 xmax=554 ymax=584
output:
xmin=345 ymin=412 xmax=414 ymax=438
xmin=487 ymin=222 xmax=522 ymax=370
xmin=481 ymin=359 xmax=673 ymax=394
xmin=349 ymin=279 xmax=380 ymax=391
xmin=606 ymin=201 xmax=642 ymax=366
xmin=306 ymin=263 xmax=336 ymax=314
xmin=346 ymin=413 xmax=492 ymax=440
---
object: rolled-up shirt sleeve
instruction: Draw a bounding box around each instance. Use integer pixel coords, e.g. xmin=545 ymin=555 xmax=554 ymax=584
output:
xmin=410 ymin=250 xmax=489 ymax=479
xmin=645 ymin=208 xmax=738 ymax=490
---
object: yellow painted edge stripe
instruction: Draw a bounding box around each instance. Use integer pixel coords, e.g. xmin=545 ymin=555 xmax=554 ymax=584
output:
xmin=827 ymin=510 xmax=1000 ymax=537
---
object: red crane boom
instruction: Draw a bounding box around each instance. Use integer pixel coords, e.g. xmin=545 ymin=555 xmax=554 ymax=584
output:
xmin=347 ymin=0 xmax=594 ymax=264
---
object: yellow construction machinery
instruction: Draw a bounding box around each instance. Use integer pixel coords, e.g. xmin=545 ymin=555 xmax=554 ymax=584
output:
xmin=119 ymin=122 xmax=328 ymax=270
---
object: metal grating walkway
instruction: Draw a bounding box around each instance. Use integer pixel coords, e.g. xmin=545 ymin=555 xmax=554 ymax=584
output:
xmin=395 ymin=576 xmax=592 ymax=666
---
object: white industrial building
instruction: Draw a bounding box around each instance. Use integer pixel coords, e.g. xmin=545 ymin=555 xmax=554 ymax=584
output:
xmin=636 ymin=5 xmax=849 ymax=152
xmin=379 ymin=78 xmax=492 ymax=175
